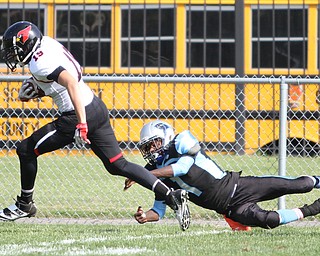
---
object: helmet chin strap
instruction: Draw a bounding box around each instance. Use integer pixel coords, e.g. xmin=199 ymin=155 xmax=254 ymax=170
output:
xmin=10 ymin=36 xmax=20 ymax=69
xmin=152 ymin=152 xmax=160 ymax=161
xmin=156 ymin=154 xmax=165 ymax=165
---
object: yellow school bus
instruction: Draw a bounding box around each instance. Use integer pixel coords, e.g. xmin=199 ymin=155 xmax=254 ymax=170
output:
xmin=0 ymin=0 xmax=319 ymax=155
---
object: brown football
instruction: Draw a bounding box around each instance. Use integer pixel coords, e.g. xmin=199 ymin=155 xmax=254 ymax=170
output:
xmin=20 ymin=79 xmax=45 ymax=101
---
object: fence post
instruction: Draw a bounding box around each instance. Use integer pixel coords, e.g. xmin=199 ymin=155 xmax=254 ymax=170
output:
xmin=278 ymin=76 xmax=288 ymax=210
xmin=235 ymin=0 xmax=246 ymax=155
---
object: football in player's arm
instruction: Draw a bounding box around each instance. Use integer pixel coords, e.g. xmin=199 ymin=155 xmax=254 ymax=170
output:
xmin=18 ymin=77 xmax=45 ymax=102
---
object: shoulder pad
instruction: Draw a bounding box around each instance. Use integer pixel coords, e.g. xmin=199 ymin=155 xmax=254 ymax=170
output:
xmin=188 ymin=143 xmax=201 ymax=155
xmin=175 ymin=131 xmax=200 ymax=155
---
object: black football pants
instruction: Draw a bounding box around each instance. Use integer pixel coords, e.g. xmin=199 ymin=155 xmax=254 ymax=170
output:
xmin=16 ymin=96 xmax=165 ymax=194
xmin=225 ymin=175 xmax=314 ymax=228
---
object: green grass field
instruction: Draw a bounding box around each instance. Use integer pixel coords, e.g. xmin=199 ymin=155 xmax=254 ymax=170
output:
xmin=1 ymin=222 xmax=320 ymax=255
xmin=0 ymin=153 xmax=320 ymax=255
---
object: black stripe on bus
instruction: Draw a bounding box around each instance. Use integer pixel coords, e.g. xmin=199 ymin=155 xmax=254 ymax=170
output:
xmin=0 ymin=139 xmax=235 ymax=152
xmin=1 ymin=108 xmax=319 ymax=120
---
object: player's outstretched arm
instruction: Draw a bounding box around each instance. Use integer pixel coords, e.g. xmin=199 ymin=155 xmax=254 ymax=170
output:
xmin=123 ymin=166 xmax=174 ymax=191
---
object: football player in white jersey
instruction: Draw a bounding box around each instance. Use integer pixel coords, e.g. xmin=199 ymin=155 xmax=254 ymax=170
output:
xmin=125 ymin=120 xmax=320 ymax=230
xmin=0 ymin=21 xmax=190 ymax=230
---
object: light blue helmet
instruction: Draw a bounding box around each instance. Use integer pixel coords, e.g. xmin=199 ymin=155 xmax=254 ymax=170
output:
xmin=138 ymin=120 xmax=175 ymax=164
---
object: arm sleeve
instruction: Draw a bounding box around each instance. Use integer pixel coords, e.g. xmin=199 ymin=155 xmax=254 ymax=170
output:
xmin=170 ymin=130 xmax=200 ymax=177
xmin=47 ymin=66 xmax=66 ymax=82
xmin=151 ymin=200 xmax=167 ymax=219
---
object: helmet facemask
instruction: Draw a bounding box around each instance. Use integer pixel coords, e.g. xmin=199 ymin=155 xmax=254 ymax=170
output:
xmin=1 ymin=37 xmax=22 ymax=71
xmin=1 ymin=22 xmax=42 ymax=72
xmin=138 ymin=136 xmax=165 ymax=165
xmin=138 ymin=121 xmax=175 ymax=165
xmin=2 ymin=36 xmax=40 ymax=71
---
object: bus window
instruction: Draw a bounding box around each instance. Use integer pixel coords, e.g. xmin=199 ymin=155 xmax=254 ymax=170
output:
xmin=0 ymin=5 xmax=45 ymax=34
xmin=55 ymin=5 xmax=111 ymax=68
xmin=252 ymin=5 xmax=308 ymax=69
xmin=186 ymin=5 xmax=235 ymax=68
xmin=121 ymin=5 xmax=175 ymax=68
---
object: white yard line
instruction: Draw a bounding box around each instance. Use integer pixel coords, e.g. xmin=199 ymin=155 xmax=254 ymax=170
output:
xmin=0 ymin=229 xmax=227 ymax=255
xmin=56 ymin=229 xmax=228 ymax=244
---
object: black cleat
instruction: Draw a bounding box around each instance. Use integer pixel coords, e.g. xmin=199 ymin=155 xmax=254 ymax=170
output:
xmin=166 ymin=189 xmax=190 ymax=231
xmin=0 ymin=196 xmax=37 ymax=221
xmin=300 ymin=198 xmax=320 ymax=217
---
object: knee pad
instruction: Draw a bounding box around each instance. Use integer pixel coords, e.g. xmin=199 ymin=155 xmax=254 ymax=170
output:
xmin=106 ymin=156 xmax=128 ymax=176
xmin=16 ymin=139 xmax=37 ymax=159
xmin=298 ymin=176 xmax=314 ymax=192
xmin=265 ymin=211 xmax=280 ymax=229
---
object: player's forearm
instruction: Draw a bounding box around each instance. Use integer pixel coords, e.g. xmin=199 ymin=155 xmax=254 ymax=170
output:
xmin=68 ymin=86 xmax=86 ymax=123
xmin=150 ymin=166 xmax=174 ymax=178
xmin=145 ymin=210 xmax=160 ymax=222
xmin=58 ymin=70 xmax=86 ymax=123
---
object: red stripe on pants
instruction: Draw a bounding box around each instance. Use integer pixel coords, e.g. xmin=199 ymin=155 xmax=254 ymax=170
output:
xmin=109 ymin=152 xmax=122 ymax=163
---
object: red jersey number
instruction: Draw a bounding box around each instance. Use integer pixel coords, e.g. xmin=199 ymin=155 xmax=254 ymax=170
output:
xmin=32 ymin=50 xmax=44 ymax=62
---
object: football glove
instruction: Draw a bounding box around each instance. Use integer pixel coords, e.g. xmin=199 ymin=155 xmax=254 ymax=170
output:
xmin=74 ymin=123 xmax=91 ymax=147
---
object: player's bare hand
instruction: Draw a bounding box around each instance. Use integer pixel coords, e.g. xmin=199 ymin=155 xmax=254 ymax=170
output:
xmin=134 ymin=206 xmax=147 ymax=224
xmin=124 ymin=178 xmax=135 ymax=191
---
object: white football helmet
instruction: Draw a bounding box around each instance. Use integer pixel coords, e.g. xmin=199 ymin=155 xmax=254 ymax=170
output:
xmin=138 ymin=120 xmax=175 ymax=164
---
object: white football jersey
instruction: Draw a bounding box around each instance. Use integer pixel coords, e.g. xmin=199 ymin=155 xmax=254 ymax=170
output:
xmin=28 ymin=36 xmax=94 ymax=112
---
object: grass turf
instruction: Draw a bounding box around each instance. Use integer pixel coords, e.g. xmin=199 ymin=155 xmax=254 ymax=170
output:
xmin=0 ymin=222 xmax=319 ymax=256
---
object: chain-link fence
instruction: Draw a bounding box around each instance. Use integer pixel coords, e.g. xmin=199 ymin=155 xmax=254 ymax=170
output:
xmin=0 ymin=74 xmax=320 ymax=225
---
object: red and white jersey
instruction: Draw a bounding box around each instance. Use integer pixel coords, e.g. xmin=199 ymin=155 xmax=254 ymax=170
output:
xmin=28 ymin=36 xmax=94 ymax=112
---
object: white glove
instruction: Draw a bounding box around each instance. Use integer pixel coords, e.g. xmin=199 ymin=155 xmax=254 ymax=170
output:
xmin=74 ymin=123 xmax=91 ymax=147
xmin=18 ymin=77 xmax=40 ymax=102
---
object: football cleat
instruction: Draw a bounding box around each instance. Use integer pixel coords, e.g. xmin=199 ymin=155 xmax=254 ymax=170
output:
xmin=166 ymin=189 xmax=190 ymax=231
xmin=223 ymin=215 xmax=252 ymax=231
xmin=0 ymin=196 xmax=37 ymax=221
xmin=299 ymin=198 xmax=320 ymax=217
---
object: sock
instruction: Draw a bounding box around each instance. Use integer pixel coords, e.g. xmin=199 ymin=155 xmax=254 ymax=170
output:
xmin=276 ymin=209 xmax=303 ymax=224
xmin=152 ymin=180 xmax=171 ymax=198
xmin=20 ymin=190 xmax=34 ymax=203
xmin=313 ymin=176 xmax=320 ymax=188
